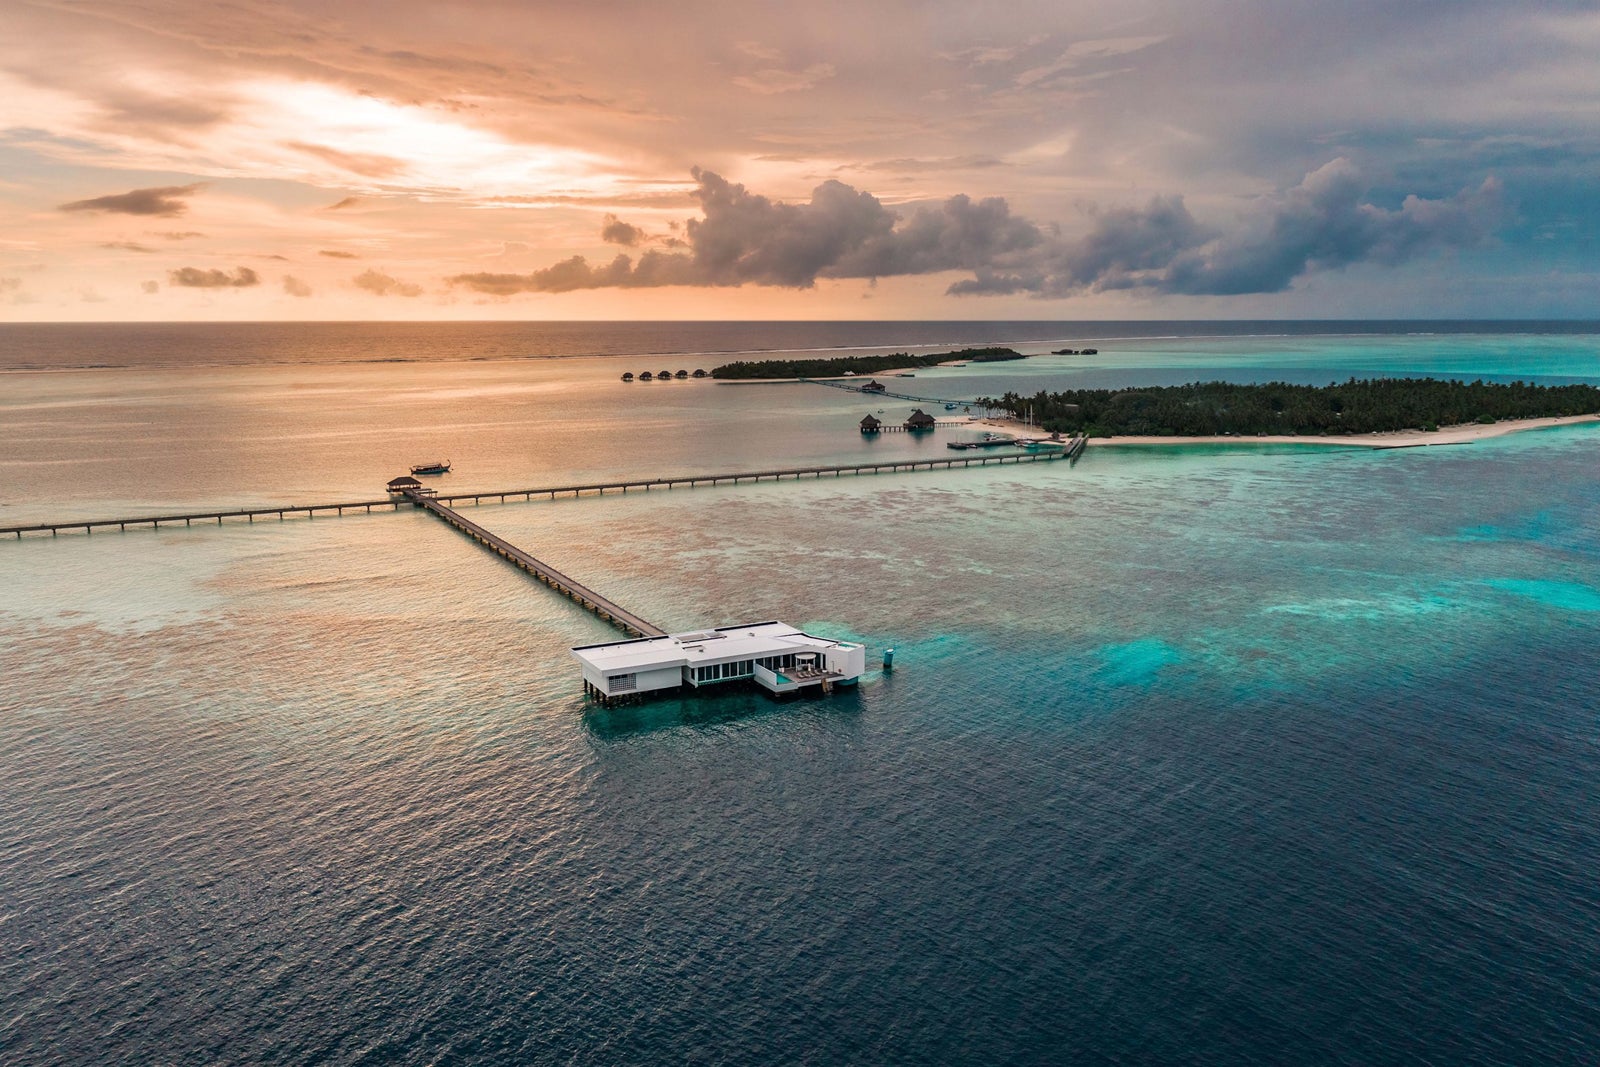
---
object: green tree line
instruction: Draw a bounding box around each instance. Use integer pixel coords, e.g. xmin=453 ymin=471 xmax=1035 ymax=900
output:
xmin=711 ymin=347 xmax=1025 ymax=379
xmin=978 ymin=378 xmax=1600 ymax=436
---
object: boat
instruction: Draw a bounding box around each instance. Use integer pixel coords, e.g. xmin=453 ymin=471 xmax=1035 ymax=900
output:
xmin=410 ymin=460 xmax=451 ymax=475
xmin=944 ymin=403 xmax=958 ymax=410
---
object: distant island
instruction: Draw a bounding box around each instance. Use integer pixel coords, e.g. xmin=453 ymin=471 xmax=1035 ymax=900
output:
xmin=979 ymin=378 xmax=1600 ymax=436
xmin=710 ymin=347 xmax=1026 ymax=380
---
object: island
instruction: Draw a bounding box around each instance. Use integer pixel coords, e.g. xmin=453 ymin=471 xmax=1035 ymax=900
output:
xmin=710 ymin=347 xmax=1026 ymax=380
xmin=977 ymin=378 xmax=1600 ymax=437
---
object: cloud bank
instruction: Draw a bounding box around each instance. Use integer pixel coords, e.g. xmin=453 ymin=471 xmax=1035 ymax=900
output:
xmin=353 ymin=269 xmax=422 ymax=297
xmin=60 ymin=184 xmax=204 ymax=217
xmin=168 ymin=266 xmax=260 ymax=287
xmin=450 ymin=162 xmax=1501 ymax=299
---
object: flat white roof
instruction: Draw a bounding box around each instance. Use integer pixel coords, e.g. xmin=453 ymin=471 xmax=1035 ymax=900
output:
xmin=572 ymin=620 xmax=858 ymax=675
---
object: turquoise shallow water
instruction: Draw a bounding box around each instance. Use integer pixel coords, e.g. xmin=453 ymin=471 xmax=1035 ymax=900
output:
xmin=2 ymin=324 xmax=1598 ymax=1064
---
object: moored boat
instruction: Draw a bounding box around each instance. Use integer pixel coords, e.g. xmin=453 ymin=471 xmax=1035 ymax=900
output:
xmin=411 ymin=460 xmax=451 ymax=475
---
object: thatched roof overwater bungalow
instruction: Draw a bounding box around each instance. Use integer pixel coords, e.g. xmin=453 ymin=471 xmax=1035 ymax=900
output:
xmin=387 ymin=476 xmax=422 ymax=493
xmin=859 ymin=414 xmax=883 ymax=434
xmin=904 ymin=408 xmax=936 ymax=431
xmin=861 ymin=380 xmax=887 ymax=393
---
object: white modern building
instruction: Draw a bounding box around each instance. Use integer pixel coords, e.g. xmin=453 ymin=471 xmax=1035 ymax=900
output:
xmin=571 ymin=621 xmax=868 ymax=704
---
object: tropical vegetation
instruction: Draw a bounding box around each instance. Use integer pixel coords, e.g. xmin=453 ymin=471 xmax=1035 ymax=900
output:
xmin=978 ymin=378 xmax=1600 ymax=436
xmin=710 ymin=347 xmax=1026 ymax=379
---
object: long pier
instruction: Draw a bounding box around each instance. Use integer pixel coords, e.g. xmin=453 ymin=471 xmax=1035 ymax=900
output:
xmin=2 ymin=444 xmax=1084 ymax=538
xmin=407 ymin=491 xmax=664 ymax=638
xmin=423 ymin=446 xmax=1078 ymax=506
xmin=0 ymin=498 xmax=402 ymax=538
xmin=803 ymin=378 xmax=988 ymax=407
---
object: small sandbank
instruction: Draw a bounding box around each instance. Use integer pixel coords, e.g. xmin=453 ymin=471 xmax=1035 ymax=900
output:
xmin=968 ymin=413 xmax=1600 ymax=450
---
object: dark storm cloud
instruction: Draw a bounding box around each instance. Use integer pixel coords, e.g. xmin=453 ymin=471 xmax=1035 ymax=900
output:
xmin=168 ymin=266 xmax=260 ymax=287
xmin=453 ymin=169 xmax=1030 ymax=294
xmin=1157 ymin=161 xmax=1504 ymax=296
xmin=601 ymin=215 xmax=646 ymax=246
xmin=59 ymin=184 xmax=203 ymax=217
xmin=450 ymin=163 xmax=1502 ymax=298
xmin=829 ymin=193 xmax=1045 ymax=278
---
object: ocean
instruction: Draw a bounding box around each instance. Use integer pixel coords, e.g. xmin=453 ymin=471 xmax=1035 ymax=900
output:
xmin=2 ymin=321 xmax=1598 ymax=1064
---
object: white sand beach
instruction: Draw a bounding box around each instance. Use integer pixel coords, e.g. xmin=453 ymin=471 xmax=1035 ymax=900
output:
xmin=968 ymin=413 xmax=1600 ymax=450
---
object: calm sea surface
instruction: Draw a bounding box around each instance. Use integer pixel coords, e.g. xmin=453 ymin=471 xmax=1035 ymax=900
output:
xmin=2 ymin=322 xmax=1598 ymax=1064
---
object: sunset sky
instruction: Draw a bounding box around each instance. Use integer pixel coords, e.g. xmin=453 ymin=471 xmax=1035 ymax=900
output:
xmin=2 ymin=0 xmax=1596 ymax=321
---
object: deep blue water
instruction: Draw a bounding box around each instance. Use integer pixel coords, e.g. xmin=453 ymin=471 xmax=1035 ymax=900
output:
xmin=2 ymin=323 xmax=1598 ymax=1064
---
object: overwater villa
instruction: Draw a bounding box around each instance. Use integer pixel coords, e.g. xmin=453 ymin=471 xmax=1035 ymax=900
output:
xmin=860 ymin=414 xmax=883 ymax=434
xmin=861 ymin=380 xmax=887 ymax=393
xmin=904 ymin=409 xmax=937 ymax=431
xmin=572 ymin=621 xmax=867 ymax=704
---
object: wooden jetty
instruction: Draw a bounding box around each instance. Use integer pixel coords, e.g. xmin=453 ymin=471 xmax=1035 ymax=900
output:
xmin=423 ymin=448 xmax=1077 ymax=507
xmin=803 ymin=377 xmax=987 ymax=408
xmin=874 ymin=420 xmax=973 ymax=432
xmin=405 ymin=490 xmax=664 ymax=638
xmin=2 ymin=445 xmax=1085 ymax=538
xmin=0 ymin=498 xmax=402 ymax=538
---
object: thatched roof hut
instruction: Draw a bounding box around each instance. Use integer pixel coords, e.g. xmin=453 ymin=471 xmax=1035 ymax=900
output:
xmin=859 ymin=414 xmax=883 ymax=433
xmin=387 ymin=476 xmax=422 ymax=492
xmin=904 ymin=408 xmax=936 ymax=431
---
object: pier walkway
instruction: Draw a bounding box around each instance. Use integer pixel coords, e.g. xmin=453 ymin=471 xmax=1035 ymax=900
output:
xmin=802 ymin=378 xmax=989 ymax=408
xmin=407 ymin=490 xmax=665 ymax=639
xmin=2 ymin=444 xmax=1083 ymax=538
xmin=872 ymin=420 xmax=974 ymax=432
xmin=424 ymin=447 xmax=1076 ymax=506
xmin=0 ymin=497 xmax=402 ymax=538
